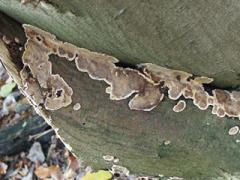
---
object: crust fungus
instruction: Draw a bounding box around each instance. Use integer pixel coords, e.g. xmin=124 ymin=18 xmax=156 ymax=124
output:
xmin=75 ymin=55 xmax=164 ymax=111
xmin=19 ymin=24 xmax=240 ymax=120
xmin=228 ymin=126 xmax=239 ymax=136
xmin=140 ymin=63 xmax=213 ymax=110
xmin=73 ymin=103 xmax=81 ymax=111
xmin=103 ymin=155 xmax=114 ymax=162
xmin=212 ymin=90 xmax=240 ymax=118
xmin=173 ymin=100 xmax=186 ymax=113
xmin=44 ymin=74 xmax=73 ymax=110
xmin=22 ymin=24 xmax=164 ymax=112
xmin=20 ymin=25 xmax=73 ymax=110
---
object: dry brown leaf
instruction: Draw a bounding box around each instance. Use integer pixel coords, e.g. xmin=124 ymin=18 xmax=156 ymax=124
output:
xmin=67 ymin=154 xmax=80 ymax=172
xmin=0 ymin=161 xmax=8 ymax=175
xmin=34 ymin=165 xmax=62 ymax=179
xmin=27 ymin=142 xmax=45 ymax=163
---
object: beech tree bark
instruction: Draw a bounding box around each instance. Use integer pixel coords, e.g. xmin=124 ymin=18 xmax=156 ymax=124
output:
xmin=1 ymin=1 xmax=240 ymax=179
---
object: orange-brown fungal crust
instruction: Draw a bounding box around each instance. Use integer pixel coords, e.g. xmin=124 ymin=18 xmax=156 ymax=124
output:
xmin=19 ymin=25 xmax=240 ymax=119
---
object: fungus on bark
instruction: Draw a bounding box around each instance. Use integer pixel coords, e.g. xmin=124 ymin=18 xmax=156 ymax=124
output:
xmin=228 ymin=126 xmax=239 ymax=136
xmin=73 ymin=103 xmax=81 ymax=111
xmin=173 ymin=100 xmax=186 ymax=113
xmin=20 ymin=24 xmax=73 ymax=111
xmin=17 ymin=24 xmax=240 ymax=120
xmin=22 ymin=24 xmax=164 ymax=112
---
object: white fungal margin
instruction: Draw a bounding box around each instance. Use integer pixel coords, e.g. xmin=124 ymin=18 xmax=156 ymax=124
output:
xmin=11 ymin=24 xmax=240 ymax=120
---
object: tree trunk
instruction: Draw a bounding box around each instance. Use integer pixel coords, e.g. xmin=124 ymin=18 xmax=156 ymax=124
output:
xmin=1 ymin=1 xmax=240 ymax=178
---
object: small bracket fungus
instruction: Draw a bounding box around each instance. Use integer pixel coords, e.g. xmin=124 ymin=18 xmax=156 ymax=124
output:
xmin=18 ymin=25 xmax=240 ymax=120
xmin=228 ymin=126 xmax=239 ymax=136
xmin=103 ymin=155 xmax=114 ymax=162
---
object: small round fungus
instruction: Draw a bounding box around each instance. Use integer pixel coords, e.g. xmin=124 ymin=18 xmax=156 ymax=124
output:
xmin=228 ymin=126 xmax=239 ymax=136
xmin=103 ymin=155 xmax=114 ymax=162
xmin=73 ymin=103 xmax=81 ymax=111
xmin=173 ymin=100 xmax=186 ymax=113
xmin=164 ymin=140 xmax=171 ymax=145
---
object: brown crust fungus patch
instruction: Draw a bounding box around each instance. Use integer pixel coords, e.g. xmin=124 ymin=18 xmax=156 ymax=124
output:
xmin=22 ymin=24 xmax=164 ymax=112
xmin=212 ymin=90 xmax=240 ymax=118
xmin=20 ymin=25 xmax=73 ymax=111
xmin=173 ymin=100 xmax=186 ymax=113
xmin=19 ymin=24 xmax=240 ymax=120
xmin=140 ymin=63 xmax=213 ymax=110
xmin=73 ymin=103 xmax=81 ymax=111
xmin=140 ymin=63 xmax=240 ymax=118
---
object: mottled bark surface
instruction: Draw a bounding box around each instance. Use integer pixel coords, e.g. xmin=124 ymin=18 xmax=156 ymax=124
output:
xmin=0 ymin=1 xmax=240 ymax=178
xmin=1 ymin=0 xmax=240 ymax=88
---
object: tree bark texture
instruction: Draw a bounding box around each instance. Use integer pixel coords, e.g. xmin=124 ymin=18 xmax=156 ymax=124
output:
xmin=0 ymin=1 xmax=240 ymax=178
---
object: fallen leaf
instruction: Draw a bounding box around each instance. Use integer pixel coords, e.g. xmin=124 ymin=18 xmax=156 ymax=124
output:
xmin=63 ymin=168 xmax=76 ymax=179
xmin=27 ymin=142 xmax=45 ymax=163
xmin=0 ymin=82 xmax=16 ymax=97
xmin=0 ymin=161 xmax=8 ymax=174
xmin=34 ymin=165 xmax=61 ymax=179
xmin=67 ymin=153 xmax=80 ymax=171
xmin=82 ymin=170 xmax=112 ymax=180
